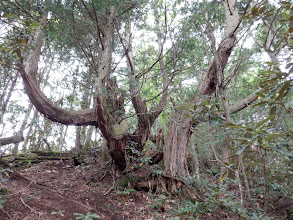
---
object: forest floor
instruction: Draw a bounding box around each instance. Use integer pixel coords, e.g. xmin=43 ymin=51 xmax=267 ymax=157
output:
xmin=0 ymin=159 xmax=292 ymax=220
xmin=0 ymin=160 xmax=180 ymax=220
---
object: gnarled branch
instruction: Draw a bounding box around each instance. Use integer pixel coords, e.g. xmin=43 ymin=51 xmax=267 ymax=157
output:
xmin=18 ymin=59 xmax=97 ymax=126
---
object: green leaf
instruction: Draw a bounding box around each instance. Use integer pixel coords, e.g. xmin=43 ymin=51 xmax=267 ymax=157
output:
xmin=236 ymin=145 xmax=248 ymax=155
xmin=259 ymin=70 xmax=277 ymax=74
xmin=14 ymin=48 xmax=22 ymax=57
xmin=224 ymin=123 xmax=248 ymax=129
xmin=259 ymin=5 xmax=266 ymax=14
xmin=278 ymin=82 xmax=290 ymax=99
xmin=177 ymin=106 xmax=186 ymax=110
xmin=232 ymin=138 xmax=250 ymax=142
xmin=288 ymin=39 xmax=293 ymax=47
xmin=0 ymin=200 xmax=4 ymax=208
xmin=269 ymin=106 xmax=276 ymax=116
xmin=280 ymin=1 xmax=291 ymax=7
xmin=220 ymin=171 xmax=227 ymax=183
xmin=265 ymin=133 xmax=286 ymax=142
xmin=267 ymin=85 xmax=280 ymax=98
xmin=51 ymin=211 xmax=65 ymax=216
xmin=253 ymin=102 xmax=268 ymax=108
xmin=31 ymin=21 xmax=40 ymax=27
xmin=251 ymin=129 xmax=267 ymax=137
xmin=25 ymin=20 xmax=30 ymax=27
xmin=255 ymin=114 xmax=275 ymax=129
xmin=271 ymin=146 xmax=292 ymax=156
xmin=256 ymin=92 xmax=266 ymax=98
xmin=201 ymin=100 xmax=209 ymax=105
xmin=282 ymin=12 xmax=289 ymax=19
xmin=285 ymin=86 xmax=293 ymax=108
xmin=224 ymin=123 xmax=237 ymax=127
xmin=74 ymin=213 xmax=83 ymax=216
xmin=2 ymin=14 xmax=16 ymax=18
xmin=87 ymin=213 xmax=100 ymax=218
xmin=251 ymin=6 xmax=258 ymax=16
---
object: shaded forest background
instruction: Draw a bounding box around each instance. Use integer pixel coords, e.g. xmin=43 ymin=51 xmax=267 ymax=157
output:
xmin=0 ymin=0 xmax=292 ymax=219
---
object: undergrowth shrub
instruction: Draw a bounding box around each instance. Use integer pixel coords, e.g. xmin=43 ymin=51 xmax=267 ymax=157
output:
xmin=0 ymin=166 xmax=12 ymax=208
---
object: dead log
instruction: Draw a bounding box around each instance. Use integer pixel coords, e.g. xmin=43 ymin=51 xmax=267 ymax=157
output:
xmin=13 ymin=156 xmax=70 ymax=161
xmin=2 ymin=152 xmax=71 ymax=167
xmin=30 ymin=150 xmax=69 ymax=157
xmin=0 ymin=134 xmax=24 ymax=146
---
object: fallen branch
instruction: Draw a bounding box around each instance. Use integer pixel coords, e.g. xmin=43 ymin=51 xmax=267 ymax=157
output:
xmin=20 ymin=197 xmax=43 ymax=216
xmin=0 ymin=134 xmax=24 ymax=146
xmin=0 ymin=153 xmax=15 ymax=158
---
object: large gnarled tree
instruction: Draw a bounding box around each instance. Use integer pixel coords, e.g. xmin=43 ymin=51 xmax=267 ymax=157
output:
xmin=16 ymin=0 xmax=169 ymax=170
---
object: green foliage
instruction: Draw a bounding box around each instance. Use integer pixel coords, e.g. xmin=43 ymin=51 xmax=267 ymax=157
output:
xmin=0 ymin=166 xmax=13 ymax=209
xmin=0 ymin=6 xmax=41 ymax=62
xmin=74 ymin=212 xmax=100 ymax=220
xmin=0 ymin=196 xmax=4 ymax=209
xmin=118 ymin=174 xmax=139 ymax=188
xmin=171 ymin=178 xmax=270 ymax=219
xmin=151 ymin=164 xmax=163 ymax=177
xmin=173 ymin=200 xmax=201 ymax=219
xmin=250 ymin=0 xmax=293 ymax=112
xmin=148 ymin=194 xmax=169 ymax=210
xmin=224 ymin=114 xmax=289 ymax=156
xmin=126 ymin=141 xmax=153 ymax=168
xmin=257 ymin=65 xmax=293 ymax=114
xmin=51 ymin=210 xmax=65 ymax=216
xmin=178 ymin=99 xmax=228 ymax=126
xmin=116 ymin=188 xmax=135 ymax=195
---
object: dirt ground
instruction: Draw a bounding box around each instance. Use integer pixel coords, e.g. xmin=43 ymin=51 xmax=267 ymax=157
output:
xmin=0 ymin=161 xmax=176 ymax=220
xmin=1 ymin=159 xmax=292 ymax=220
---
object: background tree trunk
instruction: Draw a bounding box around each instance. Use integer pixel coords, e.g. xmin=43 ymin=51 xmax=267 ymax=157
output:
xmin=0 ymin=72 xmax=19 ymax=124
xmin=12 ymin=103 xmax=33 ymax=154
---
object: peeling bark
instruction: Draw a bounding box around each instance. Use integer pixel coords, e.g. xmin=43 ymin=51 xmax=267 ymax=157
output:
xmin=108 ymin=137 xmax=127 ymax=170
